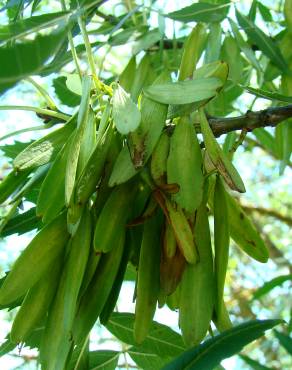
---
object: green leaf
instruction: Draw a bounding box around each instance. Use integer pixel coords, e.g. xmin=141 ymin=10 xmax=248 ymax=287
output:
xmin=240 ymin=85 xmax=292 ymax=103
xmin=132 ymin=28 xmax=161 ymax=54
xmin=119 ymin=57 xmax=136 ymax=93
xmin=0 ymin=339 xmax=16 ymax=357
xmin=248 ymin=0 xmax=257 ymax=22
xmin=253 ymin=274 xmax=292 ymax=300
xmin=143 ymin=77 xmax=223 ymax=105
xmin=0 ymin=27 xmax=67 ymax=92
xmin=0 ymin=140 xmax=32 ymax=160
xmin=1 ymin=207 xmax=42 ymax=237
xmin=253 ymin=128 xmax=278 ymax=158
xmin=162 ymin=320 xmax=283 ymax=370
xmin=13 ymin=117 xmax=76 ymax=171
xmin=235 ymin=10 xmax=289 ymax=73
xmin=274 ymin=330 xmax=292 ymax=355
xmin=89 ymin=350 xmax=120 ymax=370
xmin=0 ymin=12 xmax=69 ymax=43
xmin=106 ymin=312 xmax=186 ymax=357
xmin=257 ymin=2 xmax=273 ymax=22
xmin=229 ymin=19 xmax=262 ymax=73
xmin=128 ymin=347 xmax=172 ymax=370
xmin=239 ymin=354 xmax=273 ymax=370
xmin=53 ymin=76 xmax=81 ymax=107
xmin=166 ymin=3 xmax=229 ymax=23
xmin=0 ymin=169 xmax=31 ymax=204
xmin=112 ymin=84 xmax=141 ymax=135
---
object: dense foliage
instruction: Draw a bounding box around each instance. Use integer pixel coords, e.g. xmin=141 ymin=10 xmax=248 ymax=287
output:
xmin=0 ymin=0 xmax=291 ymax=369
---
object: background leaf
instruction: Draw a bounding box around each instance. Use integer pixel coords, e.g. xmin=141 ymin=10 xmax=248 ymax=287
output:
xmin=253 ymin=275 xmax=292 ymax=300
xmin=236 ymin=10 xmax=289 ymax=73
xmin=0 ymin=12 xmax=69 ymax=42
xmin=162 ymin=320 xmax=282 ymax=370
xmin=0 ymin=27 xmax=67 ymax=92
xmin=53 ymin=76 xmax=81 ymax=107
xmin=239 ymin=354 xmax=273 ymax=370
xmin=166 ymin=3 xmax=229 ymax=23
xmin=106 ymin=312 xmax=186 ymax=357
xmin=273 ymin=330 xmax=292 ymax=356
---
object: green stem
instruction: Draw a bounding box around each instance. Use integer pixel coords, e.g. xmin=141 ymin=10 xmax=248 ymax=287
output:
xmin=78 ymin=16 xmax=101 ymax=92
xmin=60 ymin=0 xmax=83 ymax=80
xmin=0 ymin=106 xmax=70 ymax=121
xmin=0 ymin=125 xmax=50 ymax=143
xmin=25 ymin=77 xmax=57 ymax=110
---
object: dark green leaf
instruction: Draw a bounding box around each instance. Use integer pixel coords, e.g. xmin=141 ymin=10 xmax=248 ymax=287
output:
xmin=248 ymin=0 xmax=257 ymax=22
xmin=0 ymin=27 xmax=67 ymax=92
xmin=229 ymin=18 xmax=262 ymax=73
xmin=274 ymin=330 xmax=292 ymax=355
xmin=40 ymin=40 xmax=102 ymax=76
xmin=253 ymin=275 xmax=292 ymax=300
xmin=109 ymin=27 xmax=137 ymax=46
xmin=128 ymin=347 xmax=172 ymax=370
xmin=239 ymin=354 xmax=273 ymax=370
xmin=162 ymin=320 xmax=282 ymax=370
xmin=89 ymin=350 xmax=120 ymax=370
xmin=258 ymin=2 xmax=273 ymax=22
xmin=53 ymin=76 xmax=81 ymax=107
xmin=0 ymin=339 xmax=16 ymax=356
xmin=0 ymin=140 xmax=32 ymax=160
xmin=240 ymin=85 xmax=292 ymax=103
xmin=0 ymin=169 xmax=31 ymax=204
xmin=0 ymin=12 xmax=69 ymax=43
xmin=1 ymin=207 xmax=42 ymax=237
xmin=166 ymin=3 xmax=229 ymax=23
xmin=106 ymin=312 xmax=185 ymax=357
xmin=236 ymin=10 xmax=289 ymax=73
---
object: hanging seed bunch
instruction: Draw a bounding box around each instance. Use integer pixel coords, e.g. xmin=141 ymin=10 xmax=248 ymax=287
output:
xmin=0 ymin=25 xmax=269 ymax=369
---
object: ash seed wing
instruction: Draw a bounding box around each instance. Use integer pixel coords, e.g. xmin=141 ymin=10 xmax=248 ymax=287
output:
xmin=113 ymin=84 xmax=141 ymax=135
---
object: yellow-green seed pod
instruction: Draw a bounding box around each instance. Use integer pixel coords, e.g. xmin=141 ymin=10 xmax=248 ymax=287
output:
xmin=214 ymin=175 xmax=230 ymax=321
xmin=156 ymin=191 xmax=197 ymax=264
xmin=160 ymin=247 xmax=186 ymax=296
xmin=208 ymin=176 xmax=269 ymax=263
xmin=179 ymin=24 xmax=207 ymax=81
xmin=163 ymin=220 xmax=177 ymax=259
xmin=73 ymin=229 xmax=126 ymax=346
xmin=37 ymin=131 xmax=75 ymax=223
xmin=167 ymin=117 xmax=204 ymax=214
xmin=199 ymin=108 xmax=245 ymax=193
xmin=10 ymin=257 xmax=62 ymax=344
xmin=128 ymin=71 xmax=171 ymax=168
xmin=150 ymin=131 xmax=170 ymax=186
xmin=40 ymin=208 xmax=92 ymax=370
xmin=0 ymin=212 xmax=69 ymax=306
xmin=166 ymin=285 xmax=181 ymax=311
xmin=179 ymin=202 xmax=215 ymax=347
xmin=134 ymin=212 xmax=162 ymax=344
xmin=94 ymin=183 xmax=136 ymax=253
xmin=213 ymin=300 xmax=233 ymax=333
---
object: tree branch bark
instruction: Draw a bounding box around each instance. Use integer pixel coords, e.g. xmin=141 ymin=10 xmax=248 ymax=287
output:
xmin=207 ymin=104 xmax=292 ymax=137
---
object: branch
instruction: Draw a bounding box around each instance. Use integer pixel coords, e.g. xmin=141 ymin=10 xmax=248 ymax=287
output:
xmin=242 ymin=205 xmax=292 ymax=227
xmin=207 ymin=104 xmax=292 ymax=137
